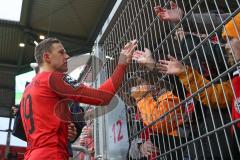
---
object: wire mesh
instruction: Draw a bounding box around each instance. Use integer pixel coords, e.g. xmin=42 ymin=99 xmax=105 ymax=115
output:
xmin=98 ymin=0 xmax=240 ymax=159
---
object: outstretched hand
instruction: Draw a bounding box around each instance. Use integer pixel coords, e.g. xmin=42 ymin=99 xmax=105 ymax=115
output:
xmin=118 ymin=40 xmax=138 ymax=65
xmin=156 ymin=55 xmax=185 ymax=75
xmin=154 ymin=1 xmax=183 ymax=23
xmin=133 ymin=48 xmax=156 ymax=70
xmin=140 ymin=140 xmax=158 ymax=156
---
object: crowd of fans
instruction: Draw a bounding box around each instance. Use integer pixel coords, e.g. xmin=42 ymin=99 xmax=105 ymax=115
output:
xmin=124 ymin=1 xmax=240 ymax=160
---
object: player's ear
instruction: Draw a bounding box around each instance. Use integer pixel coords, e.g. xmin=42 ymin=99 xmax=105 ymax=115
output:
xmin=43 ymin=52 xmax=51 ymax=63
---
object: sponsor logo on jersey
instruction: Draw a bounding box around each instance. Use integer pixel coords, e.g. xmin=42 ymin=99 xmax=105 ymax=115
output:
xmin=63 ymin=74 xmax=80 ymax=89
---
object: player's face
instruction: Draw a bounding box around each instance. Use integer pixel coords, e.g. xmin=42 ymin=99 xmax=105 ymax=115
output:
xmin=48 ymin=43 xmax=69 ymax=72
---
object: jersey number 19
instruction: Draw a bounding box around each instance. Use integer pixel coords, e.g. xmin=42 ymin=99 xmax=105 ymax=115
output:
xmin=22 ymin=94 xmax=35 ymax=134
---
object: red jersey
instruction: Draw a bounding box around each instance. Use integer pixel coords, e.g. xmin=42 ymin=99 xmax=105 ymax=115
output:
xmin=20 ymin=64 xmax=126 ymax=160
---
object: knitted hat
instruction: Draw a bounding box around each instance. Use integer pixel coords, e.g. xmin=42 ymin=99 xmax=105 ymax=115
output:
xmin=222 ymin=12 xmax=240 ymax=40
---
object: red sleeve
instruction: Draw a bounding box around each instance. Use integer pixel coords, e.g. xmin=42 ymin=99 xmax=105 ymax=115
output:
xmin=49 ymin=64 xmax=127 ymax=106
xmin=98 ymin=64 xmax=127 ymax=93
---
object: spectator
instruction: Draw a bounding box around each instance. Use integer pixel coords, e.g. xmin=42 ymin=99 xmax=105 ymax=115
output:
xmin=133 ymin=46 xmax=237 ymax=159
xmin=12 ymin=104 xmax=26 ymax=141
xmin=79 ymin=119 xmax=94 ymax=160
xmin=67 ymin=103 xmax=86 ymax=157
xmin=129 ymin=74 xmax=186 ymax=160
xmin=154 ymin=1 xmax=239 ymax=37
xmin=152 ymin=3 xmax=240 ymax=107
xmin=129 ymin=118 xmax=158 ymax=160
xmin=132 ymin=39 xmax=240 ymax=159
xmin=154 ymin=1 xmax=240 ymax=78
xmin=155 ymin=45 xmax=240 ymax=159
xmin=130 ymin=77 xmax=183 ymax=134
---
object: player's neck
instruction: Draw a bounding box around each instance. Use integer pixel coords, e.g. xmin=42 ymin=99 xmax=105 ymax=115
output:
xmin=39 ymin=65 xmax=56 ymax=73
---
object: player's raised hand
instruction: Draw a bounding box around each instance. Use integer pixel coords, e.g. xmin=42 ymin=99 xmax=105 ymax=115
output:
xmin=118 ymin=40 xmax=138 ymax=64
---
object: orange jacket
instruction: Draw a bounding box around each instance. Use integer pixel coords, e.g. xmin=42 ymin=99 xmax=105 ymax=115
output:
xmin=177 ymin=66 xmax=234 ymax=108
xmin=131 ymin=86 xmax=183 ymax=136
xmin=222 ymin=12 xmax=240 ymax=40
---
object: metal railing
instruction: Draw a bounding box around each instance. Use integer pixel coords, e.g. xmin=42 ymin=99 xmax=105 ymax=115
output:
xmin=96 ymin=0 xmax=240 ymax=159
xmin=72 ymin=145 xmax=90 ymax=160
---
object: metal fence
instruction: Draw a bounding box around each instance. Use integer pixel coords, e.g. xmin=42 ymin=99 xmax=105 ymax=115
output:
xmin=95 ymin=0 xmax=240 ymax=159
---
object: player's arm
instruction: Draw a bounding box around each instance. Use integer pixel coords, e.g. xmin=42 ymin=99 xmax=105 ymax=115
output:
xmin=49 ymin=64 xmax=125 ymax=105
xmin=49 ymin=40 xmax=137 ymax=106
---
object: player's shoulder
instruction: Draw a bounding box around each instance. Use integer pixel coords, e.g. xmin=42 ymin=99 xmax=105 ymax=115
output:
xmin=35 ymin=71 xmax=63 ymax=84
xmin=48 ymin=71 xmax=66 ymax=86
xmin=49 ymin=72 xmax=82 ymax=89
xmin=38 ymin=71 xmax=55 ymax=78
